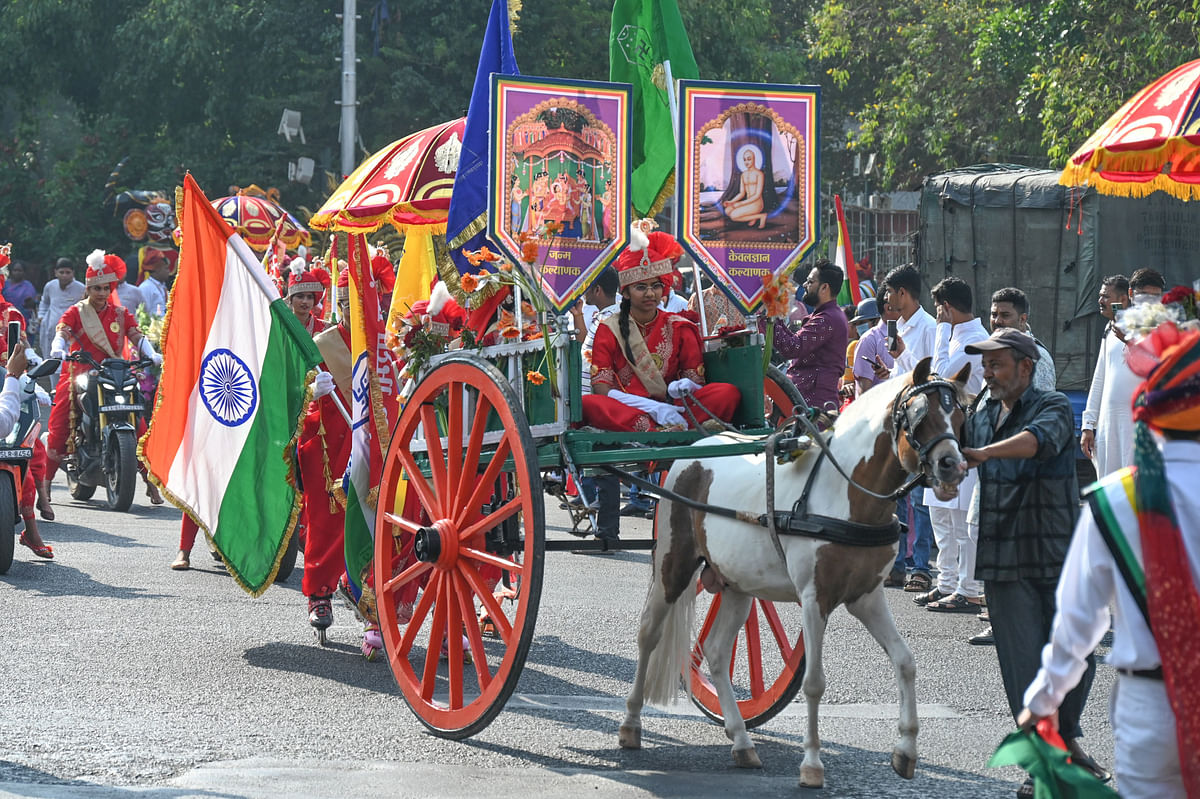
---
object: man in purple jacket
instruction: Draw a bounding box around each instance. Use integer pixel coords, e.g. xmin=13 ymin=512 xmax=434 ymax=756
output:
xmin=766 ymin=259 xmax=849 ymax=413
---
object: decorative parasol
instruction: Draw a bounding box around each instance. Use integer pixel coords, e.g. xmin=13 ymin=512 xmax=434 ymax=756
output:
xmin=308 ymin=118 xmax=465 ymax=234
xmin=211 ymin=193 xmax=311 ymax=252
xmin=1060 ymin=59 xmax=1200 ymax=200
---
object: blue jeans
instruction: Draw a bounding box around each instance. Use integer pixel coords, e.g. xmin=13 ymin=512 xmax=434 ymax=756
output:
xmin=625 ymin=473 xmax=655 ymax=511
xmin=894 ymin=494 xmax=932 ymax=575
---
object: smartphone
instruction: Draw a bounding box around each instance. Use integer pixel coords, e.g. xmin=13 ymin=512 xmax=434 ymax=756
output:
xmin=886 ymin=319 xmax=898 ymax=351
xmin=7 ymin=320 xmax=19 ymax=360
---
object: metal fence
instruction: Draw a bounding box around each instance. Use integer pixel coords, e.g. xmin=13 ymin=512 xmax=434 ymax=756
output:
xmin=839 ymin=205 xmax=919 ymax=277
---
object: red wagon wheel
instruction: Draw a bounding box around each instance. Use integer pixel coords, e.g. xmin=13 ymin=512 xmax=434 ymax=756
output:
xmin=374 ymin=355 xmax=544 ymax=739
xmin=764 ymin=364 xmax=803 ymax=426
xmin=684 ymin=366 xmax=806 ymax=727
xmin=688 ymin=590 xmax=806 ymax=728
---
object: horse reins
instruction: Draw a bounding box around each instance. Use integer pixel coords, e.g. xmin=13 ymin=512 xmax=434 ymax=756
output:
xmin=597 ymin=377 xmax=967 ymax=556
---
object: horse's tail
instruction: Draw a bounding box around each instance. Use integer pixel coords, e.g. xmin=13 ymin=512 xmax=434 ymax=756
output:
xmin=642 ymin=570 xmax=697 ymax=707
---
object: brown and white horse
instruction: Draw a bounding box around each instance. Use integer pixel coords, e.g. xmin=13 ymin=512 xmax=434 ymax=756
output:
xmin=619 ymin=358 xmax=971 ymax=789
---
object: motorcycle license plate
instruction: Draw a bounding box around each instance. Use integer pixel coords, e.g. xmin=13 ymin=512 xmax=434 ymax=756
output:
xmin=0 ymin=448 xmax=33 ymax=458
xmin=100 ymin=405 xmax=143 ymax=413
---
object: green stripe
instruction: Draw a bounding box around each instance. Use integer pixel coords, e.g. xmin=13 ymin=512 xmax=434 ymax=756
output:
xmin=1090 ymin=481 xmax=1147 ymax=595
xmin=213 ymin=301 xmax=323 ymax=596
xmin=343 ymin=477 xmax=373 ymax=588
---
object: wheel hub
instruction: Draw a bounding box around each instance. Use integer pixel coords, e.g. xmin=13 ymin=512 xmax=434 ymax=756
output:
xmin=413 ymin=519 xmax=459 ymax=568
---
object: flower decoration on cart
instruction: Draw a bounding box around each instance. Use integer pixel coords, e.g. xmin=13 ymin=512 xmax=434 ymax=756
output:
xmin=1119 ymin=285 xmax=1200 ymax=376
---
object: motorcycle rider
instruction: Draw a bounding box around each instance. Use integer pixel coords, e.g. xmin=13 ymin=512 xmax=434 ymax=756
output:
xmin=0 ymin=346 xmax=52 ymax=559
xmin=44 ymin=250 xmax=162 ymax=505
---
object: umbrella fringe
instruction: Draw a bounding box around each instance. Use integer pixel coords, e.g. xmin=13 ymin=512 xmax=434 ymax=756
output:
xmin=1060 ymin=136 xmax=1200 ymax=201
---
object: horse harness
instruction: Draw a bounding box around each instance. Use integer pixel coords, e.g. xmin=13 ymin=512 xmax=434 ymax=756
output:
xmin=599 ymin=376 xmax=966 ymax=555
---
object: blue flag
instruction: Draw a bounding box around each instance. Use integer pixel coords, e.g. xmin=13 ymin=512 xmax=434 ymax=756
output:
xmin=445 ymin=0 xmax=519 ymax=274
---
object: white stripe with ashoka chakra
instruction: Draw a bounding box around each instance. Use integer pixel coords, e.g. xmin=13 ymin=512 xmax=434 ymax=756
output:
xmin=165 ymin=234 xmax=279 ymax=531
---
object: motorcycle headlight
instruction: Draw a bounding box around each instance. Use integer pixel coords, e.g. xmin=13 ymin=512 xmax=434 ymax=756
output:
xmin=113 ymin=394 xmax=126 ymax=404
xmin=75 ymin=374 xmax=90 ymax=391
xmin=99 ymin=381 xmax=117 ymax=391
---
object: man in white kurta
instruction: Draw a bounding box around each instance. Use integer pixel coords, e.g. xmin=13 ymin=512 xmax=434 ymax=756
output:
xmin=36 ymin=259 xmax=85 ymax=357
xmin=920 ymin=278 xmax=989 ymax=611
xmin=1081 ymin=324 xmax=1138 ymax=477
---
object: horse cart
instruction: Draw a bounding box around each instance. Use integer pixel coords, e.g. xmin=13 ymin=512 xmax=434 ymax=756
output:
xmin=371 ymin=321 xmax=810 ymax=739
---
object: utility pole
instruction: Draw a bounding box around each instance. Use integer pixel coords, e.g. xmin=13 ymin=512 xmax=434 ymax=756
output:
xmin=339 ymin=0 xmax=357 ymax=178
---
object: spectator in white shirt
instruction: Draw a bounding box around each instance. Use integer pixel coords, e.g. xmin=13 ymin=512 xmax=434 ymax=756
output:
xmin=874 ymin=264 xmax=938 ymax=591
xmin=138 ymin=250 xmax=172 ymax=317
xmin=915 ymin=277 xmax=989 ymax=613
xmin=37 ymin=259 xmax=85 ymax=358
xmin=1081 ymin=269 xmax=1165 ymax=477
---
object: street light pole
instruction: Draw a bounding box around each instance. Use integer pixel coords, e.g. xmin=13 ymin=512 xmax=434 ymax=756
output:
xmin=340 ymin=0 xmax=357 ymax=178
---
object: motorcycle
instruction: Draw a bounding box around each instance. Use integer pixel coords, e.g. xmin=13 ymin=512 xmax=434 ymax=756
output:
xmin=0 ymin=358 xmax=60 ymax=574
xmin=63 ymin=352 xmax=150 ymax=512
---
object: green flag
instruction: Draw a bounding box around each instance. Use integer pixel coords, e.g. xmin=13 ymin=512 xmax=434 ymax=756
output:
xmin=609 ymin=0 xmax=698 ymax=217
xmin=988 ymin=729 xmax=1119 ymax=799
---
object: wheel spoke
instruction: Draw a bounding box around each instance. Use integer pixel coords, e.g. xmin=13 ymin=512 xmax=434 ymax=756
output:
xmin=382 ymin=511 xmax=423 ymax=537
xmin=395 ymin=448 xmax=442 ymax=520
xmin=692 ymin=592 xmax=721 ymax=670
xmin=461 ymin=545 xmax=528 ymax=579
xmin=760 ymin=601 xmax=795 ymax=661
xmin=446 ymin=382 xmax=464 ymax=503
xmin=398 ymin=572 xmax=440 ymax=660
xmin=383 ymin=559 xmax=433 ymax=596
xmin=459 ymin=560 xmax=514 ymax=644
xmin=454 ymin=435 xmax=513 ymax=527
xmin=444 ymin=567 xmax=465 ymax=711
xmin=453 ymin=392 xmax=493 ymax=512
xmin=745 ymin=601 xmax=765 ymax=697
xmin=420 ymin=404 xmax=450 ymax=509
xmin=458 ymin=495 xmax=523 ymax=544
xmin=452 ymin=569 xmax=492 ymax=692
xmin=420 ymin=576 xmax=450 ymax=701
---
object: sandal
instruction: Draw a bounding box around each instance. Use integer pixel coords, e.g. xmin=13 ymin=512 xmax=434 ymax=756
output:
xmin=913 ymin=588 xmax=951 ymax=606
xmin=926 ymin=594 xmax=985 ymax=613
xmin=1016 ymin=778 xmax=1034 ymax=799
xmin=903 ymin=572 xmax=932 ymax=592
xmin=170 ymin=551 xmax=190 ymax=571
xmin=19 ymin=533 xmax=54 ymax=560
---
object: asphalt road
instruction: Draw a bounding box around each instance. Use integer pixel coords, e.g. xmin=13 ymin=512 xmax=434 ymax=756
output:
xmin=0 ymin=479 xmax=1117 ymax=799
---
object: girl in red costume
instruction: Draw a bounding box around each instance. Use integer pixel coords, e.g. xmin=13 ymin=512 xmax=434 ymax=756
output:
xmin=580 ymin=223 xmax=740 ymax=549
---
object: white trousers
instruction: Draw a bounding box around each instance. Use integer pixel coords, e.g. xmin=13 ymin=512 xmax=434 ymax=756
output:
xmin=928 ymin=507 xmax=982 ymax=598
xmin=1112 ymin=675 xmax=1184 ymax=799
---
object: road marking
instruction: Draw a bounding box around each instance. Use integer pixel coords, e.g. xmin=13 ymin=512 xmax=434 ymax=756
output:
xmin=506 ymin=693 xmax=963 ymax=719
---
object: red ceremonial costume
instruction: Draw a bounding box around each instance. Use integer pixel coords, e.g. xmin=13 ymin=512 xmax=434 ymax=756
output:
xmin=45 ymin=256 xmax=141 ymax=480
xmin=0 ymin=290 xmax=44 ymax=521
xmin=297 ymin=318 xmax=353 ymax=599
xmin=580 ymin=226 xmax=739 ymax=432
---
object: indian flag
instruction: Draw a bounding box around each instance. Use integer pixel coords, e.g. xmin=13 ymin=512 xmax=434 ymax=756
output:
xmin=832 ymin=194 xmax=863 ymax=307
xmin=342 ymin=234 xmax=398 ymax=606
xmin=140 ymin=174 xmax=323 ymax=596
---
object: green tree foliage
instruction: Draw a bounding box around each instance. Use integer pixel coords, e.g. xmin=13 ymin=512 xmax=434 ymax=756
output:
xmin=1 ymin=0 xmax=1196 ymax=271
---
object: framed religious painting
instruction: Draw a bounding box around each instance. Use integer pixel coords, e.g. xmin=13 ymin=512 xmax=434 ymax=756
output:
xmin=675 ymin=80 xmax=821 ymax=314
xmin=488 ymin=75 xmax=632 ymax=313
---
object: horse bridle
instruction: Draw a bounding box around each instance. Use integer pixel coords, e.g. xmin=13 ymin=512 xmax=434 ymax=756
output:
xmin=889 ymin=377 xmax=966 ymax=482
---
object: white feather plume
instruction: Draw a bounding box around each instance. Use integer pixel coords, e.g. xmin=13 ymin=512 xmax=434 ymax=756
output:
xmin=86 ymin=248 xmax=106 ymax=271
xmin=629 ymin=224 xmax=649 ymax=252
xmin=287 ymin=256 xmax=306 ymax=278
xmin=428 ymin=282 xmax=451 ymax=317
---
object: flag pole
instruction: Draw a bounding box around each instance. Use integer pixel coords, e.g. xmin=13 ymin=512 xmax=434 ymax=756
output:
xmin=664 ymin=58 xmax=708 ymax=337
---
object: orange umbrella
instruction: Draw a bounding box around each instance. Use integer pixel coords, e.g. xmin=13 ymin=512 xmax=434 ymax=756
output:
xmin=1060 ymin=59 xmax=1200 ymax=199
xmin=309 ymin=118 xmax=465 ymax=234
xmin=211 ymin=194 xmax=311 ymax=252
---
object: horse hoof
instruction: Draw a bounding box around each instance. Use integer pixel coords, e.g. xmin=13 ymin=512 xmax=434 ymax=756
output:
xmin=618 ymin=725 xmax=642 ymax=750
xmin=891 ymin=751 xmax=916 ymax=780
xmin=732 ymin=748 xmax=762 ymax=769
xmin=798 ymin=765 xmax=824 ymax=788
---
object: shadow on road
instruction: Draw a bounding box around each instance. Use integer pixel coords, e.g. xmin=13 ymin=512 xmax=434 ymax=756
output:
xmin=0 ymin=759 xmax=240 ymax=797
xmin=241 ymin=641 xmax=400 ymax=694
xmin=34 ymin=519 xmax=152 ymax=549
xmin=0 ymin=560 xmax=172 ymax=600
